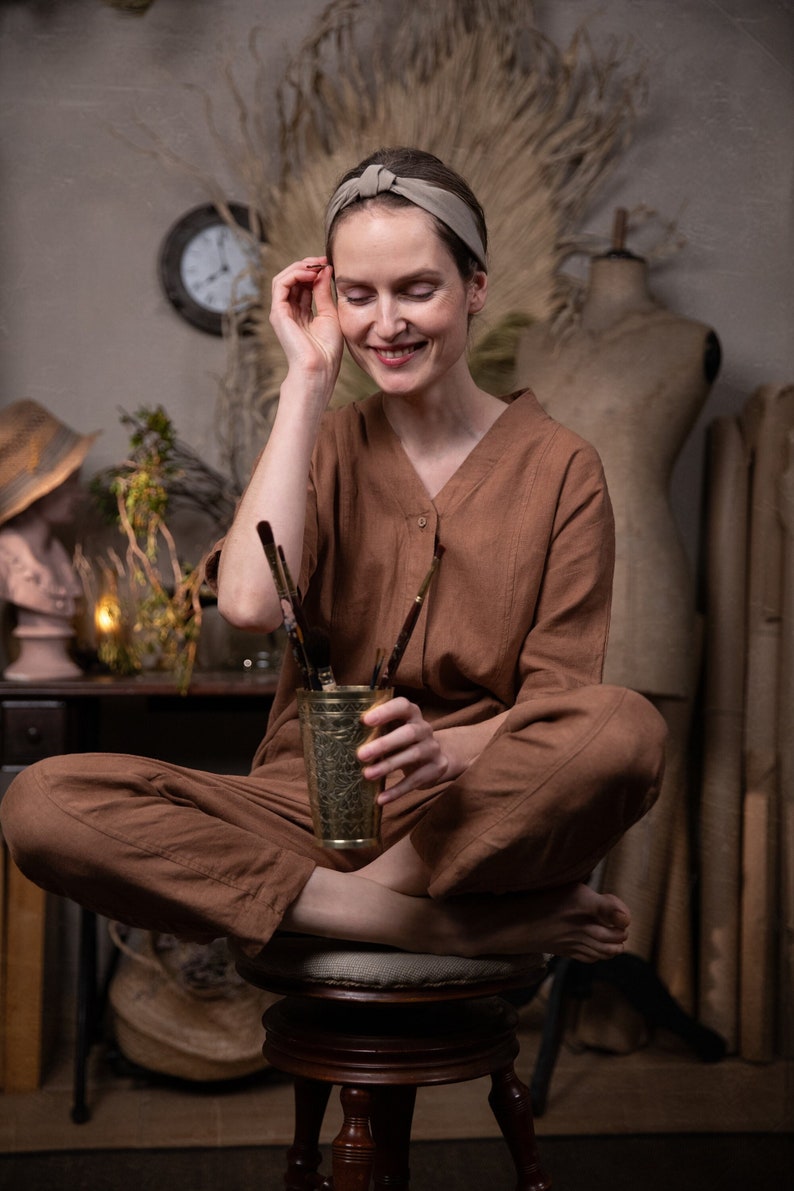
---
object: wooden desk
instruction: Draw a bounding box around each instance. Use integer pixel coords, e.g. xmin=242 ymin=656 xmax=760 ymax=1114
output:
xmin=0 ymin=670 xmax=278 ymax=1093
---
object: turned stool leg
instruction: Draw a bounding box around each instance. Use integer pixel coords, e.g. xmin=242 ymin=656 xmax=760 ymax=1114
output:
xmin=331 ymin=1085 xmax=377 ymax=1191
xmin=488 ymin=1064 xmax=552 ymax=1191
xmin=286 ymin=1077 xmax=333 ymax=1191
xmin=370 ymin=1085 xmax=417 ymax=1190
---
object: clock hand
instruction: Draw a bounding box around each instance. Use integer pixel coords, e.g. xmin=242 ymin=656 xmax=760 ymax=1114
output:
xmin=215 ymin=229 xmax=232 ymax=272
xmin=195 ymin=266 xmax=226 ymax=288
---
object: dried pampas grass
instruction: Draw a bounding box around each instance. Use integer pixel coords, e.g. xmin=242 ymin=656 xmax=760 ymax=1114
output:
xmin=151 ymin=0 xmax=645 ymax=483
xmin=216 ymin=0 xmax=645 ymax=477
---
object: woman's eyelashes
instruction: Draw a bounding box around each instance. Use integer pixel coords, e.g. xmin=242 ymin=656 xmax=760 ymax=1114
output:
xmin=340 ymin=285 xmax=438 ymax=305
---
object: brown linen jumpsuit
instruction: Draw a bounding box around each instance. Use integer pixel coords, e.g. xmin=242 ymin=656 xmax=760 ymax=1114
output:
xmin=0 ymin=391 xmax=667 ymax=953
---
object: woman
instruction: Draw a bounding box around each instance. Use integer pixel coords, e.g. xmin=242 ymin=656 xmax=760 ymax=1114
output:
xmin=1 ymin=148 xmax=666 ymax=963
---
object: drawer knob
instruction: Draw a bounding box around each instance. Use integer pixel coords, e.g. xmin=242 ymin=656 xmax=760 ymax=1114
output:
xmin=25 ymin=725 xmax=42 ymax=744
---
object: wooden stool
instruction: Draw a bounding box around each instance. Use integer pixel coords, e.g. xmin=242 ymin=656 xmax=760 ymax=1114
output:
xmin=233 ymin=935 xmax=550 ymax=1191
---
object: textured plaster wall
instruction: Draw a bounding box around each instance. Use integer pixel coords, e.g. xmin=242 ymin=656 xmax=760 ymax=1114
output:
xmin=0 ymin=0 xmax=792 ymax=564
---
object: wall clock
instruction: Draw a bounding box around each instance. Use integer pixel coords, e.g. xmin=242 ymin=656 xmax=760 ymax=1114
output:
xmin=158 ymin=202 xmax=263 ymax=335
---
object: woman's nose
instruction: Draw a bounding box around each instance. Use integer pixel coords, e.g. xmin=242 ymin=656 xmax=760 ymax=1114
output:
xmin=373 ymin=297 xmax=405 ymax=339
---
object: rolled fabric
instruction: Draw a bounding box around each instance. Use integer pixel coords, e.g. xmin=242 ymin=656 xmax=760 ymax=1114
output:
xmin=698 ymin=415 xmax=749 ymax=1050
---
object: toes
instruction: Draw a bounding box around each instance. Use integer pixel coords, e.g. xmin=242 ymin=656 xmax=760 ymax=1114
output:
xmin=566 ymin=939 xmax=625 ymax=963
xmin=566 ymin=942 xmax=608 ymax=963
xmin=596 ymin=893 xmax=631 ymax=931
xmin=604 ymin=895 xmax=628 ymax=928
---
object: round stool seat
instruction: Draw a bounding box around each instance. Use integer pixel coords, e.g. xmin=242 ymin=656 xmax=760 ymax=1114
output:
xmin=233 ymin=933 xmax=546 ymax=1002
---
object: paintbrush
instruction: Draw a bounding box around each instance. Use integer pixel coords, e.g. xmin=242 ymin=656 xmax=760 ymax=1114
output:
xmin=304 ymin=626 xmax=338 ymax=690
xmin=277 ymin=544 xmax=312 ymax=640
xmin=275 ymin=543 xmax=324 ymax=690
xmin=378 ymin=544 xmax=445 ymax=689
xmin=369 ymin=646 xmax=385 ymax=690
xmin=256 ymin=521 xmax=315 ymax=688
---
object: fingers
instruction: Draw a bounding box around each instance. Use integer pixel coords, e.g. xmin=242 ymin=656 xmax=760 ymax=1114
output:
xmin=358 ymin=698 xmax=429 ymax=768
xmin=359 ymin=720 xmax=427 ymax=762
xmin=272 ymin=256 xmax=329 ymax=293
xmin=311 ymin=261 xmax=337 ymax=315
xmin=377 ymin=762 xmax=445 ymax=803
xmin=268 ymin=256 xmax=342 ymax=376
xmin=358 ymin=697 xmax=448 ymax=796
xmin=271 ymin=258 xmax=330 ymax=319
xmin=363 ymin=739 xmax=441 ymax=784
xmin=359 ymin=732 xmax=437 ymax=779
xmin=360 ymin=696 xmax=419 ymax=730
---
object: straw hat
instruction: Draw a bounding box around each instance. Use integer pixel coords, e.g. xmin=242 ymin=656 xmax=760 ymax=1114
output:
xmin=0 ymin=400 xmax=100 ymax=526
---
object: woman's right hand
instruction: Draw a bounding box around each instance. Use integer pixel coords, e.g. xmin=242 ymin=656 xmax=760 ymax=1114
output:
xmin=269 ymin=256 xmax=343 ymax=391
xmin=215 ymin=256 xmax=341 ymax=631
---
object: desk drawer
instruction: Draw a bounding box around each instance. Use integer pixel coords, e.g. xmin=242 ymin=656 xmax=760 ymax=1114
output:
xmin=1 ymin=700 xmax=68 ymax=769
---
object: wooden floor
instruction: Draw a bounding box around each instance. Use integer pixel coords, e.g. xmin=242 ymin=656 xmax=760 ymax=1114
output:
xmin=2 ymin=999 xmax=790 ymax=1154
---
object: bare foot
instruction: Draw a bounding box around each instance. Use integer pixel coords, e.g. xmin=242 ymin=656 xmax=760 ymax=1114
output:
xmin=439 ymin=882 xmax=631 ymax=963
xmin=279 ymin=868 xmax=628 ymax=964
xmin=355 ymin=838 xmax=629 ymax=963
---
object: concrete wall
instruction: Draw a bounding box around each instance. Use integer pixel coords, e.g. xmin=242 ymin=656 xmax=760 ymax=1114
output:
xmin=1 ymin=0 xmax=792 ymax=563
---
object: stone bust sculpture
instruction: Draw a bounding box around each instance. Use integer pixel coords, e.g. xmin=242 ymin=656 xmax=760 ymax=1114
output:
xmin=0 ymin=400 xmax=99 ymax=680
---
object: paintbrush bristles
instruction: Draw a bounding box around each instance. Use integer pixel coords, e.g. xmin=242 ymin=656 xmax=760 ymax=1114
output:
xmin=257 ymin=521 xmax=287 ymax=599
xmin=304 ymin=626 xmax=337 ymax=690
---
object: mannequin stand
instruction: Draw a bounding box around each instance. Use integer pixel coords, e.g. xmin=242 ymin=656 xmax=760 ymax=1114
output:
xmin=515 ymin=952 xmax=727 ymax=1116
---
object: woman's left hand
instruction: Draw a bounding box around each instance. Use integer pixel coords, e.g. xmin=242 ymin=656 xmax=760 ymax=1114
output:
xmin=357 ymin=696 xmax=451 ymax=803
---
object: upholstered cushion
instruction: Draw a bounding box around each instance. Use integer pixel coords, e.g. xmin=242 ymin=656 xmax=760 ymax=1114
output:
xmin=233 ymin=933 xmax=546 ymax=992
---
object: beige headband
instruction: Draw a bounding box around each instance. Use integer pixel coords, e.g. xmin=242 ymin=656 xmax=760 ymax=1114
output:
xmin=325 ymin=163 xmax=488 ymax=272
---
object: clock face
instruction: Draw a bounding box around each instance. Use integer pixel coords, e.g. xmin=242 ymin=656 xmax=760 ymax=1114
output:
xmin=180 ymin=223 xmax=259 ymax=314
xmin=158 ymin=203 xmax=264 ymax=335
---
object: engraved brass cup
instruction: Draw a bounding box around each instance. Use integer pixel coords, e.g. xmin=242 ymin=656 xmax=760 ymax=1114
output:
xmin=297 ymin=686 xmax=394 ymax=848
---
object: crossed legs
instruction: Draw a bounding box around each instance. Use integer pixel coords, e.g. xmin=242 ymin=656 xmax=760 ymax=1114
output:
xmin=1 ymin=686 xmax=666 ymax=963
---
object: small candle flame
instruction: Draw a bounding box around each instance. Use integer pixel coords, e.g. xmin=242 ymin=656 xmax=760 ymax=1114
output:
xmin=95 ymin=595 xmax=122 ymax=635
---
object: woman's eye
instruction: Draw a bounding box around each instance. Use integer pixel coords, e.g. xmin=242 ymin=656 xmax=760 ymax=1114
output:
xmin=340 ymin=285 xmax=435 ymax=304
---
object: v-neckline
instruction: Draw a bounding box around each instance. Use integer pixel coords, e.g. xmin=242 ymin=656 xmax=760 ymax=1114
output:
xmin=369 ymin=391 xmax=530 ymax=513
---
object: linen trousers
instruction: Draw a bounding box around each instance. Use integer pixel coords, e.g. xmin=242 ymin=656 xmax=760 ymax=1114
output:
xmin=0 ymin=684 xmax=666 ymax=952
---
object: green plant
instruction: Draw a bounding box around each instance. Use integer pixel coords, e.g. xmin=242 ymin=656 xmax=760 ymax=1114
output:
xmin=89 ymin=406 xmax=208 ymax=692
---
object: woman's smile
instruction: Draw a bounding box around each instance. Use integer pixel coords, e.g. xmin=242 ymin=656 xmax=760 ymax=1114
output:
xmin=371 ymin=342 xmax=427 ymax=366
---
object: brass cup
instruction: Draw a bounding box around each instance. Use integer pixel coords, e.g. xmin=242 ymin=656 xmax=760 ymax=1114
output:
xmin=297 ymin=685 xmax=393 ymax=848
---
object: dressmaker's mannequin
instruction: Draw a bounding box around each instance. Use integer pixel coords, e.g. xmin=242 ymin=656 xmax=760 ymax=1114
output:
xmin=515 ymin=218 xmax=720 ymax=993
xmin=516 ymin=234 xmax=720 ymax=698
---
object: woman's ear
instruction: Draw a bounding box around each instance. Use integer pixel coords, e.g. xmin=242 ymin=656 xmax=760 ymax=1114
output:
xmin=467 ymin=270 xmax=488 ymax=315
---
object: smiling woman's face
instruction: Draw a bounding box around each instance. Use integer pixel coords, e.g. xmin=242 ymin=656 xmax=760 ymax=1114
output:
xmin=330 ymin=205 xmax=487 ymax=400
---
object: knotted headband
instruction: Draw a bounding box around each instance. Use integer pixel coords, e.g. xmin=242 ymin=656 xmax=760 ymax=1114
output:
xmin=324 ymin=163 xmax=488 ymax=272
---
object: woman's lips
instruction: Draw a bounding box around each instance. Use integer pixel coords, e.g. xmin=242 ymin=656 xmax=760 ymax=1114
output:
xmin=371 ymin=343 xmax=425 ymax=366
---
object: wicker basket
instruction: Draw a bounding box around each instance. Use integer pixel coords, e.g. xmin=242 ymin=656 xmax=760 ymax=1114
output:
xmin=108 ymin=924 xmax=278 ymax=1081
